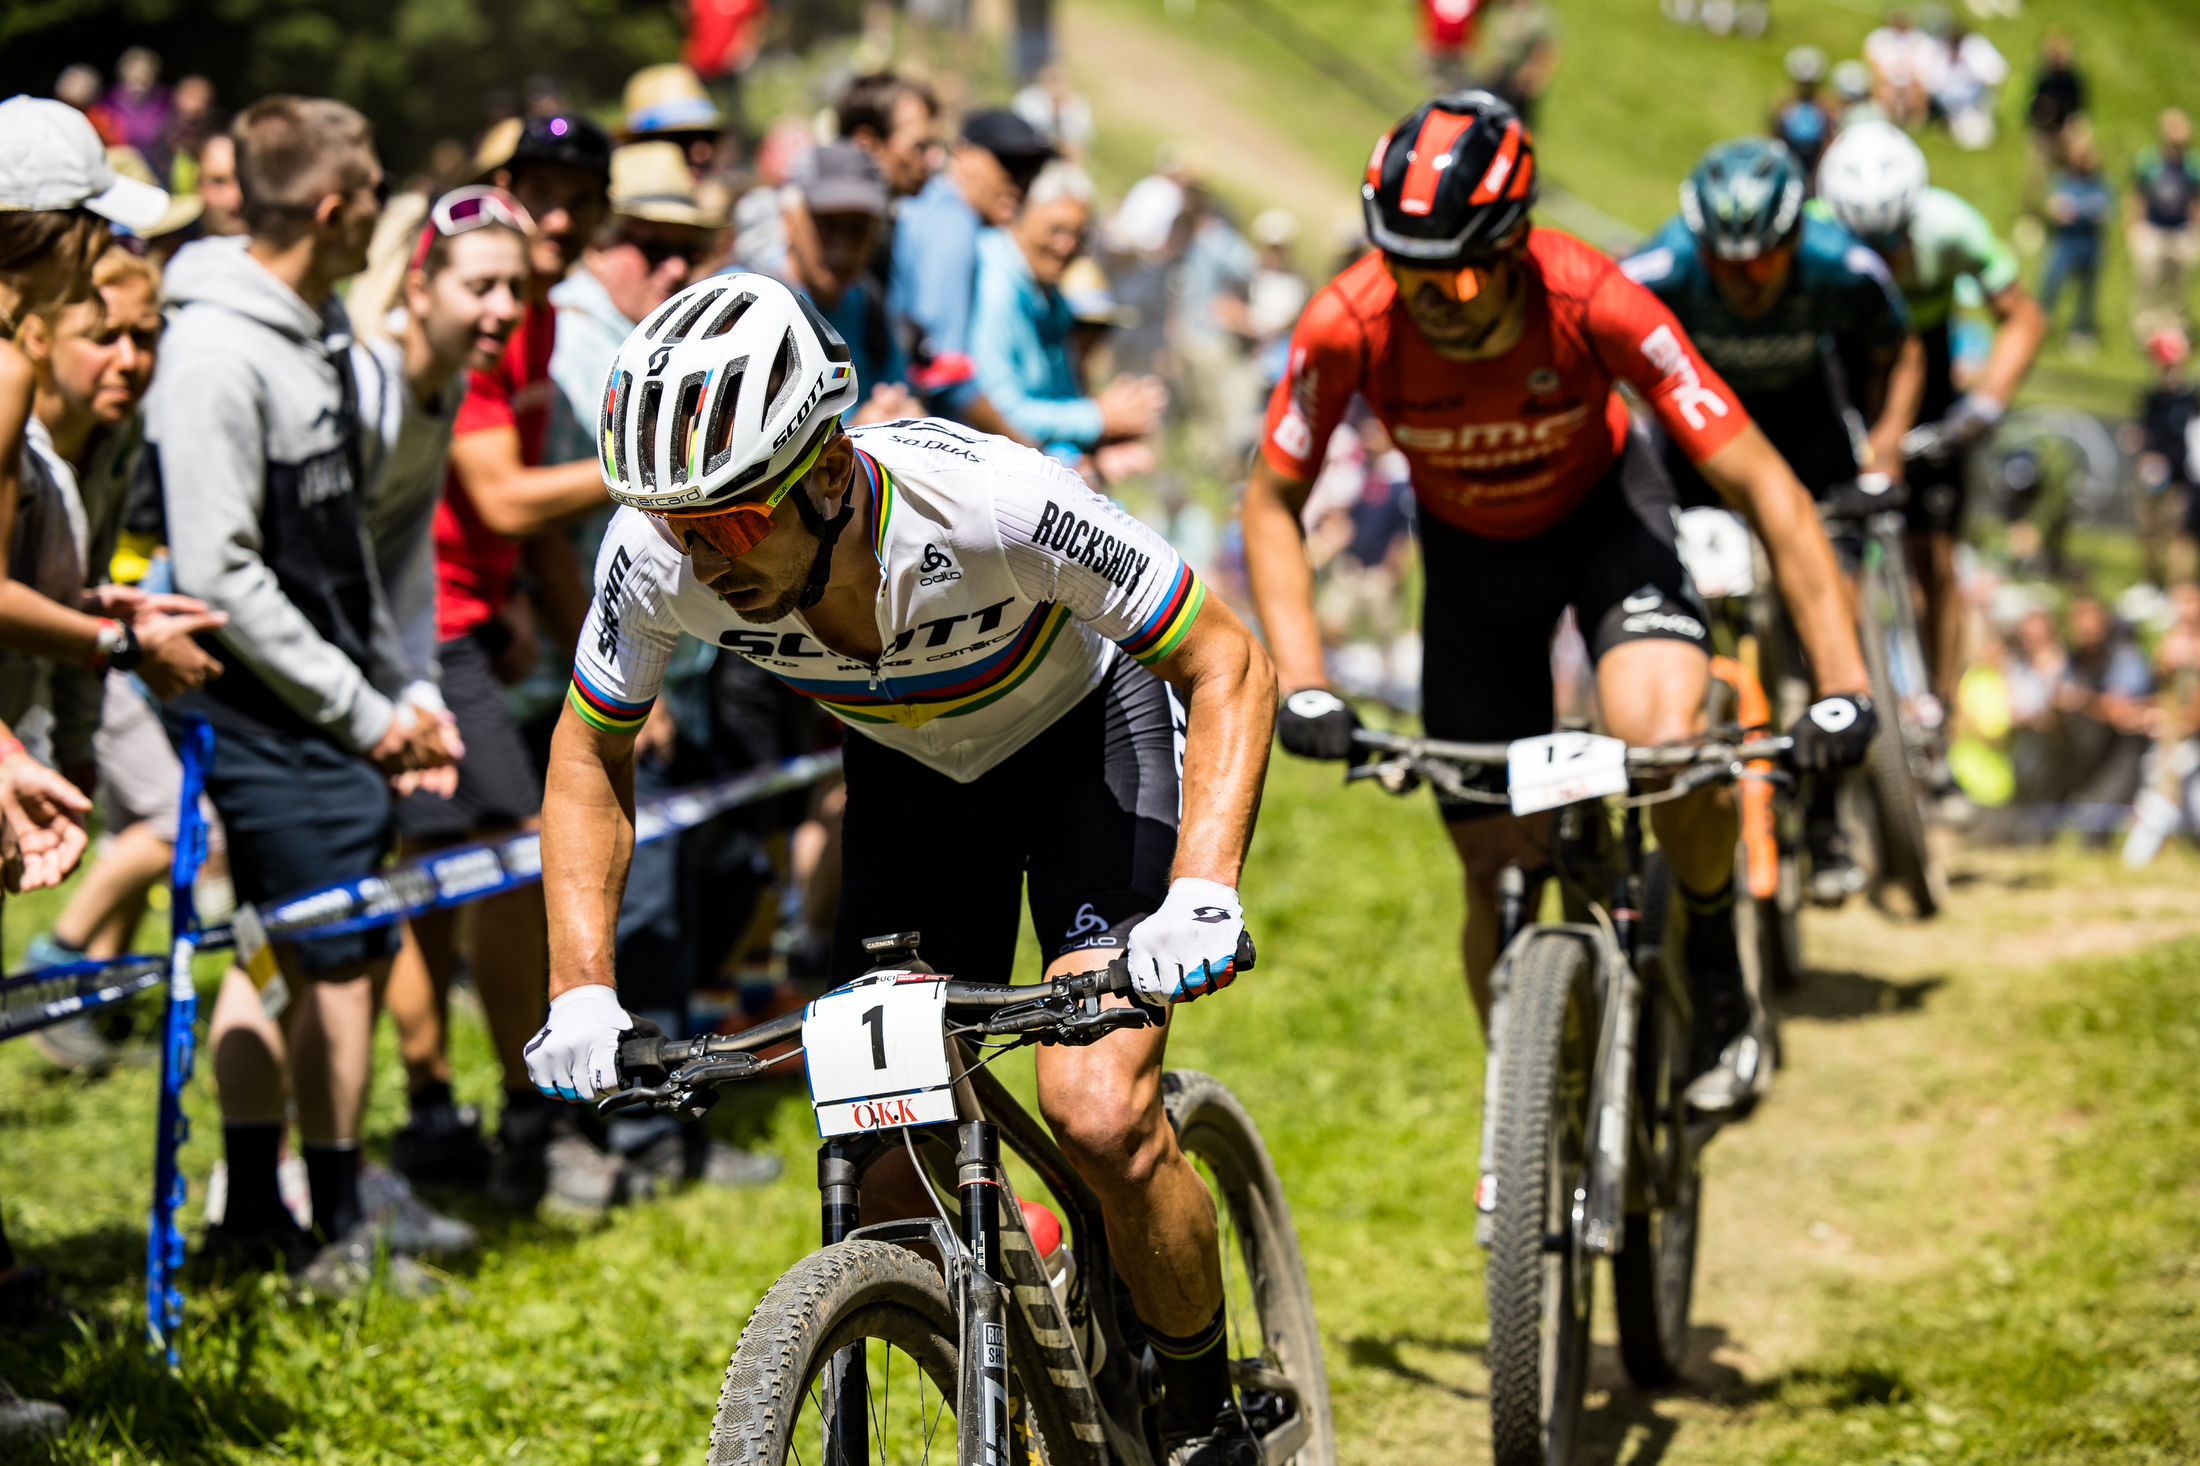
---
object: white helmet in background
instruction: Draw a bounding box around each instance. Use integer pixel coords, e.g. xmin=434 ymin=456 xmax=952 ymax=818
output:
xmin=596 ymin=272 xmax=859 ymax=512
xmin=1816 ymin=120 xmax=1929 ymax=240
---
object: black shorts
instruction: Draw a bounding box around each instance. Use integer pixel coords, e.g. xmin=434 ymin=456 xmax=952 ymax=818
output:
xmin=830 ymin=655 xmax=1181 ymax=985
xmin=1906 ymin=320 xmax=1968 ymax=537
xmin=395 ymin=630 xmax=544 ymax=842
xmin=1421 ymin=429 xmax=1710 ymax=822
xmin=168 ymin=716 xmax=399 ymax=975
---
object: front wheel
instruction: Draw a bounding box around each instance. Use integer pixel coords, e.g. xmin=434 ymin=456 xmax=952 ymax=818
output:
xmin=708 ymin=1240 xmax=972 ymax=1466
xmin=1857 ymin=570 xmax=1945 ymax=918
xmin=1165 ymin=1070 xmax=1335 ymax=1466
xmin=1484 ymin=932 xmax=1597 ymax=1466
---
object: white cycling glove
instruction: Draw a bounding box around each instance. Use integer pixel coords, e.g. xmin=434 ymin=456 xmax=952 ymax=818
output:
xmin=524 ymin=985 xmax=632 ymax=1102
xmin=1944 ymin=391 xmax=2005 ymax=444
xmin=1125 ymin=878 xmax=1244 ymax=1005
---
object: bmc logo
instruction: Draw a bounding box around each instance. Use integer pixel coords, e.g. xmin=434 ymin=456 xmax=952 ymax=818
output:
xmin=1390 ymin=404 xmax=1594 ymax=452
xmin=848 ymin=1097 xmax=923 ymax=1129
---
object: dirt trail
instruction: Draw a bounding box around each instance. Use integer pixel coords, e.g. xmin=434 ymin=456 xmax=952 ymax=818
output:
xmin=1059 ymin=2 xmax=1361 ymax=234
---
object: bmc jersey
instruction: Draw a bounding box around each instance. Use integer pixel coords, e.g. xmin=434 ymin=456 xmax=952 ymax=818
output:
xmin=568 ymin=420 xmax=1205 ymax=782
xmin=437 ymin=296 xmax=557 ymax=641
xmin=1620 ymin=214 xmax=1912 ymax=400
xmin=1262 ymin=230 xmax=1748 ymax=540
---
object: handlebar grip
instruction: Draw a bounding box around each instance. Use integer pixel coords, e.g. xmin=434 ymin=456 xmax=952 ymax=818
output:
xmin=1235 ymin=930 xmax=1256 ymax=973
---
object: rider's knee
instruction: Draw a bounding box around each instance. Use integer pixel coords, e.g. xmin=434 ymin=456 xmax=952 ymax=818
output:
xmin=1051 ymin=1095 xmax=1169 ymax=1193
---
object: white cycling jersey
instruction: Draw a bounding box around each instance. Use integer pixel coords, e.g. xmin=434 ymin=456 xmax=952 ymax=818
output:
xmin=568 ymin=419 xmax=1207 ymax=782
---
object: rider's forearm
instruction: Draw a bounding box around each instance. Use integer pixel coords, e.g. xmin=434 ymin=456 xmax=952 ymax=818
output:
xmin=1240 ymin=459 xmax=1328 ymax=691
xmin=542 ymin=705 xmax=639 ymax=1000
xmin=1701 ymin=428 xmax=1870 ymax=696
xmin=1156 ymin=601 xmax=1277 ymax=889
xmin=451 ymin=429 xmax=610 ymax=539
xmin=1979 ymin=287 xmax=2046 ymax=407
xmin=1868 ymin=336 xmax=1926 ymax=475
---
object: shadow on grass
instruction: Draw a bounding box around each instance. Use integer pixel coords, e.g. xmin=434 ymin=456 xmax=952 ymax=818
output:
xmin=0 ymin=1283 xmax=297 ymax=1462
xmin=1342 ymin=1332 xmax=1486 ymax=1400
xmin=1780 ymin=970 xmax=1947 ymax=1022
xmin=1578 ymin=1323 xmax=1783 ymax=1464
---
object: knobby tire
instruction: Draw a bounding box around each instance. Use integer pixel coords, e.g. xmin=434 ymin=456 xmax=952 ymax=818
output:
xmin=1485 ymin=933 xmax=1597 ymax=1466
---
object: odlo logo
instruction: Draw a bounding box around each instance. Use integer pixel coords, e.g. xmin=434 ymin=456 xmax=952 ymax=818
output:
xmin=918 ymin=542 xmax=960 ymax=585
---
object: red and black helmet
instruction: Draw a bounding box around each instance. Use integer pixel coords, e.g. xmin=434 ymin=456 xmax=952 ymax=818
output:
xmin=1362 ymin=91 xmax=1538 ymax=267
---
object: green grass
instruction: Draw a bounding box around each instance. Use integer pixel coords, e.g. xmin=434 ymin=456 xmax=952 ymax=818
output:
xmin=5 ymin=765 xmax=2200 ymax=1461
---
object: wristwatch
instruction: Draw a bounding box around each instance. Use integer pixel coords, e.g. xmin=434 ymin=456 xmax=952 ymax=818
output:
xmin=90 ymin=618 xmax=143 ymax=673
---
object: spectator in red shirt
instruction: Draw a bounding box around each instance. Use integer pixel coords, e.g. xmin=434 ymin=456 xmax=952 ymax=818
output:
xmin=383 ymin=113 xmax=622 ymax=1212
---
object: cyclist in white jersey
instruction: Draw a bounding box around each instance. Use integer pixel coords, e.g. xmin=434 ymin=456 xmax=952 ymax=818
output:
xmin=532 ymin=275 xmax=1278 ymax=1464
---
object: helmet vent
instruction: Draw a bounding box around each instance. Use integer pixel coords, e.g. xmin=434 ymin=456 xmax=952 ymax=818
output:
xmin=601 ymin=369 xmax=632 ymax=486
xmin=703 ymin=293 xmax=758 ymax=338
xmin=669 ymin=371 xmax=710 ymax=484
xmin=663 ymin=288 xmax=726 ymax=345
xmin=641 ymin=298 xmax=685 ymax=341
xmin=703 ymin=360 xmax=748 ymax=477
xmin=764 ymin=328 xmax=801 ymax=420
xmin=635 ymin=378 xmax=664 ymax=490
xmin=793 ymin=291 xmax=853 ymax=363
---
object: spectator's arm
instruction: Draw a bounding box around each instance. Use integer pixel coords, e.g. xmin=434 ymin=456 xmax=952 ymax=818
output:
xmin=0 ymin=347 xmax=109 ymax=664
xmin=1978 ymin=280 xmax=2046 ymax=408
xmin=447 ymin=426 xmax=609 ymax=539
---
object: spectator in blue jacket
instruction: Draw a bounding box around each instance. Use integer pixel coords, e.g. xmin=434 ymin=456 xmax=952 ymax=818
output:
xmin=888 ymin=108 xmax=1052 ymax=420
xmin=2042 ymin=130 xmax=2113 ymax=347
xmin=970 ymin=161 xmax=1165 ymax=469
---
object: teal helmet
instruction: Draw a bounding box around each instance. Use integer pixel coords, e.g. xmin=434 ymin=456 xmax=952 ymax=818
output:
xmin=1679 ymin=137 xmax=1805 ymax=261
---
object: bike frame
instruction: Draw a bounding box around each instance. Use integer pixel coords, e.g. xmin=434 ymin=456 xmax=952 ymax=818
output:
xmin=815 ymin=1082 xmax=1142 ymax=1466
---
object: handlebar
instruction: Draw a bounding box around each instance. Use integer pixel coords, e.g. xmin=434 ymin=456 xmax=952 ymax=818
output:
xmin=1347 ymin=728 xmax=1793 ymax=769
xmin=599 ymin=936 xmax=1256 ymax=1117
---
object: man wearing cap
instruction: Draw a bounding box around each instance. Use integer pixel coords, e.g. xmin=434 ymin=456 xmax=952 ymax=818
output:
xmin=888 ymin=107 xmax=1055 ymax=424
xmin=780 ymin=142 xmax=917 ymax=416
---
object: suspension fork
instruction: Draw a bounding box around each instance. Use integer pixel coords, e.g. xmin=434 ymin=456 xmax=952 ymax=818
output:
xmin=957 ymin=1122 xmax=1012 ymax=1466
xmin=821 ymin=1134 xmax=890 ymax=1466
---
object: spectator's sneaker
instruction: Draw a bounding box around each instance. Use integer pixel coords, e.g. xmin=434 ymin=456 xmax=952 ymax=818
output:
xmin=628 ymin=1128 xmax=784 ymax=1191
xmin=198 ymin=1213 xmax=317 ymax=1278
xmin=297 ymin=1223 xmax=442 ymax=1299
xmin=0 ymin=1377 xmax=67 ymax=1446
xmin=358 ymin=1165 xmax=478 ymax=1257
xmin=543 ymin=1130 xmax=633 ymax=1214
xmin=1806 ymin=823 xmax=1864 ymax=907
xmin=1161 ymin=1406 xmax=1263 ymax=1466
xmin=390 ymin=1101 xmax=492 ymax=1190
xmin=0 ymin=1266 xmax=87 ymax=1338
xmin=23 ymin=935 xmax=125 ymax=1074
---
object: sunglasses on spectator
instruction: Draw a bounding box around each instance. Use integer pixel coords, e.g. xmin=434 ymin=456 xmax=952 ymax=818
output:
xmin=412 ymin=185 xmax=537 ymax=269
xmin=650 ymin=430 xmax=836 ymax=559
xmin=618 ymin=231 xmax=705 ymax=270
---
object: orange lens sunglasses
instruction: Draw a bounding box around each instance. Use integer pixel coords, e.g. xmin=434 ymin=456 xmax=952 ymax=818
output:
xmin=651 ymin=432 xmax=832 ymax=558
xmin=1387 ymin=257 xmax=1497 ymax=303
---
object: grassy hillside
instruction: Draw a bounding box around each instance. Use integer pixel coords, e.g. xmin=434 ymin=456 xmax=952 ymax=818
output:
xmin=1072 ymin=0 xmax=2200 ymax=415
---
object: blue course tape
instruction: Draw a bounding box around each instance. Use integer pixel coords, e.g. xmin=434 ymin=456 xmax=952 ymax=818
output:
xmin=200 ymin=749 xmax=843 ymax=951
xmin=0 ymin=955 xmax=165 ymax=1042
xmin=148 ymin=713 xmax=215 ymax=1364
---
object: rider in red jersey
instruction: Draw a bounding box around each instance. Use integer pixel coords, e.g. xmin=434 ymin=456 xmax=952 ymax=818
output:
xmin=1243 ymin=92 xmax=1874 ymax=1111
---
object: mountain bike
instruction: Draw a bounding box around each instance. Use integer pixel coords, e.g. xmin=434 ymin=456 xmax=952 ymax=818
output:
xmin=1816 ymin=461 xmax=1948 ymax=919
xmin=600 ymin=931 xmax=1333 ymax=1466
xmin=1348 ymin=726 xmax=1790 ymax=1466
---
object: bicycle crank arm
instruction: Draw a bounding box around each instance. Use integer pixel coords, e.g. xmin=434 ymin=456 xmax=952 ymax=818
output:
xmin=1228 ymin=1360 xmax=1311 ymax=1465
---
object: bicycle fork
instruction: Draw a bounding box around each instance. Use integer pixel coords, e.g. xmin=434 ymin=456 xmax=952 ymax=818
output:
xmin=957 ymin=1123 xmax=1013 ymax=1466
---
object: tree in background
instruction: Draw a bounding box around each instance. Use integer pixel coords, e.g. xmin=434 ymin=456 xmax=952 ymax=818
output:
xmin=0 ymin=0 xmax=681 ymax=180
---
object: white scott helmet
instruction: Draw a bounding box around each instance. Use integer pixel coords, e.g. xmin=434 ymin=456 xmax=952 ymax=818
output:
xmin=596 ymin=272 xmax=859 ymax=512
xmin=1816 ymin=120 xmax=1928 ymax=240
